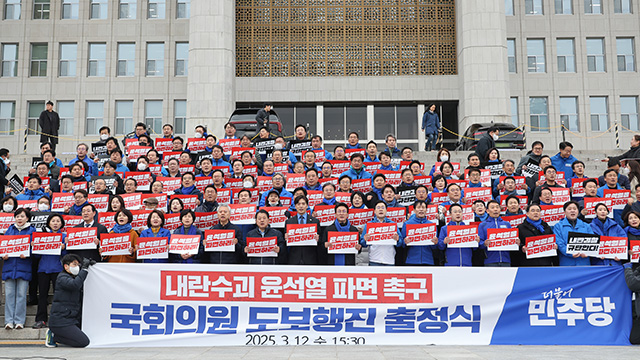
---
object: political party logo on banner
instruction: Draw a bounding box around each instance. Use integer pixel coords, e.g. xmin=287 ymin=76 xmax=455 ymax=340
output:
xmin=327 ymin=232 xmax=359 ymax=254
xmin=31 ymin=232 xmax=63 ymax=255
xmin=0 ymin=235 xmax=30 ymax=257
xmin=525 ymin=234 xmax=556 ymax=259
xmin=169 ymin=235 xmax=200 ymax=255
xmin=136 ymin=237 xmax=169 ymax=260
xmin=447 ymin=225 xmax=479 ymax=248
xmin=246 ymin=237 xmax=278 ymax=257
xmin=286 ymin=224 xmax=318 ymax=246
xmin=567 ymin=232 xmax=601 ymax=257
xmin=261 ymin=207 xmax=288 ymax=228
xmin=486 ymin=228 xmax=519 ymax=251
xmin=365 ymin=223 xmax=397 ymax=245
xmin=100 ymin=233 xmax=132 ymax=256
xmin=204 ymin=230 xmax=236 ymax=252
xmin=66 ymin=227 xmax=98 ymax=250
xmin=404 ymin=223 xmax=437 ymax=246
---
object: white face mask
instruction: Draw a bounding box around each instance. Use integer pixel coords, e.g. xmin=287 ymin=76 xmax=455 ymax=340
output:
xmin=492 ymin=134 xmax=499 ymax=141
xmin=3 ymin=158 xmax=10 ymax=166
xmin=137 ymin=162 xmax=147 ymax=171
xmin=100 ymin=134 xmax=109 ymax=141
xmin=195 ymin=132 xmax=203 ymax=138
xmin=3 ymin=204 xmax=12 ymax=212
xmin=440 ymin=155 xmax=449 ymax=162
xmin=69 ymin=265 xmax=80 ymax=276
xmin=621 ymin=167 xmax=631 ymax=176
xmin=38 ymin=203 xmax=49 ymax=211
xmin=243 ymin=181 xmax=253 ymax=188
xmin=274 ymin=143 xmax=283 ymax=150
xmin=268 ymin=201 xmax=279 ymax=206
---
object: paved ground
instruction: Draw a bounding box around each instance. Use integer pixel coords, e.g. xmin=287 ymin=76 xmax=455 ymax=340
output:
xmin=1 ymin=345 xmax=639 ymax=360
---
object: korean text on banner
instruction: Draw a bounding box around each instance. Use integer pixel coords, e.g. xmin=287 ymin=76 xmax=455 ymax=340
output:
xmin=327 ymin=231 xmax=359 ymax=254
xmin=286 ymin=224 xmax=318 ymax=246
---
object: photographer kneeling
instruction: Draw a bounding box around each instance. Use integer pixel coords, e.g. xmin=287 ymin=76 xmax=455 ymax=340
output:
xmin=45 ymin=254 xmax=95 ymax=348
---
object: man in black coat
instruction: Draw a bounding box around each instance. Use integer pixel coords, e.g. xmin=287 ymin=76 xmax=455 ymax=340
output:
xmin=38 ymin=101 xmax=60 ymax=151
xmin=517 ymin=204 xmax=558 ymax=267
xmin=205 ymin=204 xmax=244 ymax=264
xmin=475 ymin=126 xmax=498 ymax=161
xmin=245 ymin=210 xmax=286 ymax=265
xmin=320 ymin=203 xmax=361 ymax=265
xmin=0 ymin=148 xmax=10 ymax=196
xmin=46 ymin=254 xmax=92 ymax=348
xmin=605 ymin=134 xmax=640 ymax=164
xmin=285 ymin=195 xmax=321 ymax=265
xmin=68 ymin=203 xmax=108 ymax=262
xmin=255 ymin=103 xmax=272 ymax=132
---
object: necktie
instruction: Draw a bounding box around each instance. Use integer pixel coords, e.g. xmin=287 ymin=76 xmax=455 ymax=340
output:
xmin=299 ymin=216 xmax=304 ymax=224
xmin=85 ymin=223 xmax=90 ymax=228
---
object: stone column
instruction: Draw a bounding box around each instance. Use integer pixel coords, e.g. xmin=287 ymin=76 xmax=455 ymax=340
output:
xmin=456 ymin=0 xmax=510 ymax=129
xmin=187 ymin=0 xmax=236 ymax=137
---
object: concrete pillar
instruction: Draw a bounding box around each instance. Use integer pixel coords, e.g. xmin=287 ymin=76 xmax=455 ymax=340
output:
xmin=456 ymin=0 xmax=510 ymax=130
xmin=187 ymin=0 xmax=235 ymax=137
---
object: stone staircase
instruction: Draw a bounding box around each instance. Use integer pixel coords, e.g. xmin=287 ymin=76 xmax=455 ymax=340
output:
xmin=0 ymin=303 xmax=49 ymax=341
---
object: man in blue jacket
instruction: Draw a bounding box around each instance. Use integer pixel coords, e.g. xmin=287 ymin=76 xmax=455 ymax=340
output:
xmin=173 ymin=172 xmax=203 ymax=203
xmin=400 ymin=200 xmax=438 ymax=265
xmin=478 ymin=200 xmax=514 ymax=267
xmin=258 ymin=173 xmax=292 ymax=207
xmin=422 ymin=104 xmax=440 ymax=151
xmin=554 ymin=201 xmax=594 ymax=266
xmin=551 ymin=141 xmax=578 ymax=179
xmin=339 ymin=153 xmax=372 ymax=180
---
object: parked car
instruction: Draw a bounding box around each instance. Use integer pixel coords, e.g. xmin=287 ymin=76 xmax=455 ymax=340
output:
xmin=228 ymin=108 xmax=284 ymax=139
xmin=456 ymin=123 xmax=525 ymax=151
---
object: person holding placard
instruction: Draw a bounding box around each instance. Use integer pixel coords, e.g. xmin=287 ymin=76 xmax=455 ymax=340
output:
xmin=518 ymin=204 xmax=557 ymax=267
xmin=3 ymin=208 xmax=36 ymax=330
xmin=321 ymin=203 xmax=361 ymax=266
xmin=16 ymin=175 xmax=45 ymax=201
xmin=205 ymin=204 xmax=244 ymax=264
xmin=400 ymin=200 xmax=438 ymax=266
xmin=70 ymin=204 xmax=107 ymax=262
xmin=578 ymin=179 xmax=599 ymax=223
xmin=195 ymin=185 xmax=219 ymax=213
xmin=32 ymin=214 xmax=66 ymax=329
xmin=245 ymin=210 xmax=286 ymax=265
xmin=360 ymin=201 xmax=401 ymax=266
xmin=590 ymin=203 xmax=626 ymax=266
xmin=258 ymin=173 xmax=292 ymax=208
xmin=170 ymin=209 xmax=203 ymax=263
xmin=173 ymin=172 xmax=203 ymax=204
xmin=285 ymin=196 xmax=321 ymax=265
xmin=624 ymin=211 xmax=640 ymax=269
xmin=554 ymin=201 xmax=594 ymax=266
xmin=437 ymin=204 xmax=476 ymax=267
xmin=366 ymin=173 xmax=386 ymax=207
xmin=103 ymin=209 xmax=137 ymax=263
xmin=478 ymin=200 xmax=514 ymax=267
xmin=138 ymin=210 xmax=171 ymax=264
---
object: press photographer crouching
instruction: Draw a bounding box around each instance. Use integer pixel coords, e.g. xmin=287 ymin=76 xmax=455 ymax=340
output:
xmin=45 ymin=254 xmax=95 ymax=348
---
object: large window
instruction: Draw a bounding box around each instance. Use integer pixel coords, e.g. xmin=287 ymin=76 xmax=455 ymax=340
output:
xmin=4 ymin=0 xmax=21 ymax=19
xmin=614 ymin=0 xmax=632 ymax=13
xmin=617 ymin=38 xmax=635 ymax=72
xmin=176 ymin=0 xmax=189 ymax=19
xmin=590 ymin=96 xmax=608 ymax=131
xmin=33 ymin=0 xmax=49 ymax=19
xmin=585 ymin=0 xmax=602 ymax=14
xmin=175 ymin=42 xmax=188 ymax=76
xmin=115 ymin=100 xmax=133 ymax=135
xmin=587 ymin=38 xmax=606 ymax=72
xmin=30 ymin=43 xmax=47 ymax=77
xmin=0 ymin=102 xmax=15 ymax=135
xmin=507 ymin=39 xmax=516 ymax=73
xmin=59 ymin=43 xmax=77 ymax=77
xmin=324 ymin=106 xmax=367 ymax=143
xmin=557 ymin=38 xmax=576 ymax=73
xmin=1 ymin=44 xmax=18 ymax=77
xmin=90 ymin=0 xmax=108 ymax=19
xmin=555 ymin=0 xmax=572 ymax=14
xmin=505 ymin=0 xmax=514 ymax=15
xmin=525 ymin=0 xmax=543 ymax=14
xmin=117 ymin=43 xmax=135 ymax=77
xmin=57 ymin=101 xmax=74 ymax=135
xmin=529 ymin=97 xmax=549 ymax=132
xmin=144 ymin=100 xmax=162 ymax=133
xmin=559 ymin=97 xmax=579 ymax=131
xmin=174 ymin=100 xmax=186 ymax=134
xmin=61 ymin=0 xmax=78 ymax=19
xmin=86 ymin=101 xmax=104 ymax=135
xmin=88 ymin=43 xmax=106 ymax=77
xmin=27 ymin=101 xmax=44 ymax=135
xmin=527 ymin=39 xmax=546 ymax=73
xmin=119 ymin=0 xmax=136 ymax=19
xmin=146 ymin=42 xmax=164 ymax=77
xmin=621 ymin=96 xmax=639 ymax=131
xmin=374 ymin=105 xmax=418 ymax=143
xmin=148 ymin=0 xmax=165 ymax=19
xmin=510 ymin=97 xmax=519 ymax=126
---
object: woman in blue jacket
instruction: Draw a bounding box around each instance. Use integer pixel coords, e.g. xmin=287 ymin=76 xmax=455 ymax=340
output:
xmin=32 ymin=213 xmax=66 ymax=329
xmin=138 ymin=210 xmax=172 ymax=263
xmin=422 ymin=104 xmax=440 ymax=151
xmin=553 ymin=201 xmax=594 ymax=266
xmin=3 ymin=208 xmax=37 ymax=329
xmin=170 ymin=209 xmax=204 ymax=263
xmin=590 ymin=203 xmax=627 ymax=266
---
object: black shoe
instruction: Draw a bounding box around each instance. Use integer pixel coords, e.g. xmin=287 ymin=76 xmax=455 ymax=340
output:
xmin=32 ymin=321 xmax=47 ymax=329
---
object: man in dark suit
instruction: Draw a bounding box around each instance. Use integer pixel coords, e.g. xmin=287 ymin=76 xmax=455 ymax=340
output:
xmin=0 ymin=148 xmax=10 ymax=196
xmin=38 ymin=101 xmax=60 ymax=151
xmin=475 ymin=126 xmax=498 ymax=161
xmin=68 ymin=204 xmax=108 ymax=262
xmin=284 ymin=195 xmax=321 ymax=265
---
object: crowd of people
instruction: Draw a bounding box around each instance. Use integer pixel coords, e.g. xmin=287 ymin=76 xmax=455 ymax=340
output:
xmin=2 ymin=118 xmax=640 ymax=346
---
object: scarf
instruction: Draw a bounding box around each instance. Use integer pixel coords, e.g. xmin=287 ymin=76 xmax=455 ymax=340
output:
xmin=150 ymin=226 xmax=162 ymax=236
xmin=626 ymin=226 xmax=640 ymax=236
xmin=476 ymin=213 xmax=488 ymax=222
xmin=333 ymin=220 xmax=353 ymax=266
xmin=180 ymin=225 xmax=199 ymax=235
xmin=15 ymin=222 xmax=31 ymax=231
xmin=72 ymin=201 xmax=89 ymax=215
xmin=321 ymin=197 xmax=336 ymax=206
xmin=526 ymin=217 xmax=545 ymax=233
xmin=351 ymin=204 xmax=366 ymax=210
xmin=335 ymin=220 xmax=352 ymax=232
xmin=113 ymin=223 xmax=132 ymax=234
xmin=181 ymin=185 xmax=196 ymax=194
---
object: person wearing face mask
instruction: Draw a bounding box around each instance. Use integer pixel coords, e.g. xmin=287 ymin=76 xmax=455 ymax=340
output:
xmin=1 ymin=195 xmax=17 ymax=214
xmin=88 ymin=127 xmax=112 ymax=161
xmin=37 ymin=196 xmax=51 ymax=212
xmin=45 ymin=254 xmax=93 ymax=348
xmin=195 ymin=185 xmax=220 ymax=212
xmin=242 ymin=175 xmax=255 ymax=189
xmin=474 ymin=126 xmax=498 ymax=161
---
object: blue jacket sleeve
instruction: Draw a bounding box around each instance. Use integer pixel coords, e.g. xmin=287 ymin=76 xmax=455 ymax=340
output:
xmin=359 ymin=224 xmax=368 ymax=248
xmin=437 ymin=225 xmax=448 ymax=250
xmin=554 ymin=223 xmax=568 ymax=256
xmin=421 ymin=112 xmax=427 ymax=130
